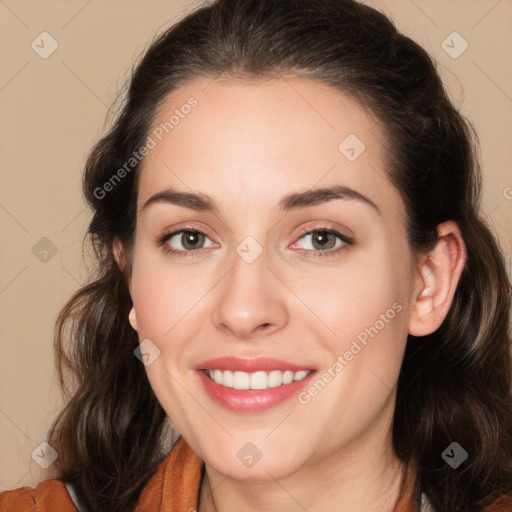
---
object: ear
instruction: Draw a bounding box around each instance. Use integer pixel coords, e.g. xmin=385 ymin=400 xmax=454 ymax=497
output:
xmin=113 ymin=237 xmax=131 ymax=289
xmin=408 ymin=221 xmax=467 ymax=336
xmin=113 ymin=237 xmax=138 ymax=332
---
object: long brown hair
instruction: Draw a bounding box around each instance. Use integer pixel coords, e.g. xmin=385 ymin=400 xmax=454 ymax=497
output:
xmin=47 ymin=0 xmax=512 ymax=510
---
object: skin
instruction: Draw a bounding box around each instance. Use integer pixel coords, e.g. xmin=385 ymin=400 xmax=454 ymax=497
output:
xmin=114 ymin=76 xmax=466 ymax=511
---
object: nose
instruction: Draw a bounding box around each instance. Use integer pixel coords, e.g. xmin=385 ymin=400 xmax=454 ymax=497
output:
xmin=211 ymin=245 xmax=289 ymax=340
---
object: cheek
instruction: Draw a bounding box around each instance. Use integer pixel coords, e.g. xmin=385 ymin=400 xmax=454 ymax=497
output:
xmin=128 ymin=253 xmax=210 ymax=425
xmin=129 ymin=248 xmax=208 ymax=340
xmin=290 ymin=252 xmax=408 ymax=339
xmin=294 ymin=262 xmax=409 ymax=424
xmin=291 ymin=251 xmax=410 ymax=389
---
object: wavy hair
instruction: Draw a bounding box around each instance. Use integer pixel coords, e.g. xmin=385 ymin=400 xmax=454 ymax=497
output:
xmin=47 ymin=0 xmax=512 ymax=510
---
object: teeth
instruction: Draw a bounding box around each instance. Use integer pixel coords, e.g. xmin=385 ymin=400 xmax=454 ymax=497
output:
xmin=206 ymin=369 xmax=311 ymax=389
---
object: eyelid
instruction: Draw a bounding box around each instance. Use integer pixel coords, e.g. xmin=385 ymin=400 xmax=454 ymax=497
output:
xmin=294 ymin=223 xmax=353 ymax=239
xmin=157 ymin=222 xmax=216 ymax=241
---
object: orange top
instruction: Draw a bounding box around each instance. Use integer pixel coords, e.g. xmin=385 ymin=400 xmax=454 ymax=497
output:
xmin=0 ymin=436 xmax=510 ymax=512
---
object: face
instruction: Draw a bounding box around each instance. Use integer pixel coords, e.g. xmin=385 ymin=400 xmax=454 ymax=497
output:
xmin=124 ymin=76 xmax=418 ymax=480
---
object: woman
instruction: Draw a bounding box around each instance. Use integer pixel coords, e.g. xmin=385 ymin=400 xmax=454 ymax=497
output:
xmin=1 ymin=0 xmax=511 ymax=510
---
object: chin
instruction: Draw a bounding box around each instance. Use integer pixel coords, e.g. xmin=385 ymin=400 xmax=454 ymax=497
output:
xmin=199 ymin=436 xmax=309 ymax=481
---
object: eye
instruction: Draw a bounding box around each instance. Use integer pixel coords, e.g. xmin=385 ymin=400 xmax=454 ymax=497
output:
xmin=157 ymin=229 xmax=216 ymax=256
xmin=156 ymin=226 xmax=353 ymax=258
xmin=291 ymin=227 xmax=353 ymax=258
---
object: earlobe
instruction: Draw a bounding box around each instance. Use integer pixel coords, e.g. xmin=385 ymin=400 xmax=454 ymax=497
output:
xmin=408 ymin=221 xmax=467 ymax=337
xmin=128 ymin=306 xmax=138 ymax=331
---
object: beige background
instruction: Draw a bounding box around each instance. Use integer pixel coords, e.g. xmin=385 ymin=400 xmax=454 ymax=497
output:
xmin=0 ymin=0 xmax=511 ymax=490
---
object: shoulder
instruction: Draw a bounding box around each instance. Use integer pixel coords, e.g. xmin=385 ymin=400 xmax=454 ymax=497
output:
xmin=136 ymin=435 xmax=204 ymax=510
xmin=419 ymin=491 xmax=512 ymax=512
xmin=0 ymin=479 xmax=77 ymax=511
xmin=485 ymin=492 xmax=512 ymax=511
xmin=0 ymin=437 xmax=203 ymax=512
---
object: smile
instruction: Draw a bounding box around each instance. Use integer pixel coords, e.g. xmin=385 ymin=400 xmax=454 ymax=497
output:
xmin=196 ymin=368 xmax=317 ymax=413
xmin=204 ymin=369 xmax=312 ymax=390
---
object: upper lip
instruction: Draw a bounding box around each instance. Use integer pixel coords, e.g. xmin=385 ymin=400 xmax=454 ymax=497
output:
xmin=197 ymin=356 xmax=316 ymax=373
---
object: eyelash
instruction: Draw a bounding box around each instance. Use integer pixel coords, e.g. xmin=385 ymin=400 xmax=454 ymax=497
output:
xmin=295 ymin=227 xmax=353 ymax=258
xmin=156 ymin=226 xmax=354 ymax=259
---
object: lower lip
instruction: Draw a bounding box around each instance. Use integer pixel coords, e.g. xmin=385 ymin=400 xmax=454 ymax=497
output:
xmin=196 ymin=370 xmax=317 ymax=413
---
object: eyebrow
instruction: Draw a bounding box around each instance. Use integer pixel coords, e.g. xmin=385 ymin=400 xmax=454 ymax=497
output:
xmin=141 ymin=184 xmax=381 ymax=215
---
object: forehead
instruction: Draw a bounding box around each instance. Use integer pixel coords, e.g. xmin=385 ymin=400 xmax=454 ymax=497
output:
xmin=136 ymin=75 xmax=398 ymax=216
